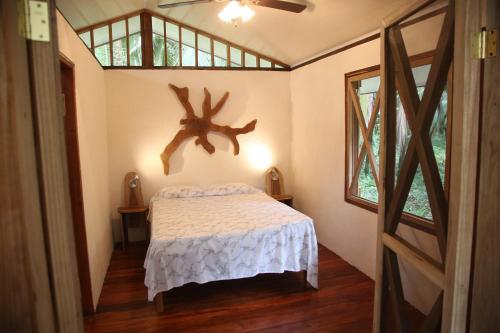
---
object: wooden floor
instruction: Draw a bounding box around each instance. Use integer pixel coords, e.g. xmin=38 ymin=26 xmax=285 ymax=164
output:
xmin=85 ymin=242 xmax=420 ymax=332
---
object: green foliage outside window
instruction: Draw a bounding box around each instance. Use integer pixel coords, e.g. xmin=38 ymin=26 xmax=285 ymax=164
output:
xmin=357 ymin=92 xmax=380 ymax=203
xmin=152 ymin=34 xmax=165 ymax=66
xmin=112 ymin=37 xmax=127 ymax=66
xmin=95 ymin=44 xmax=110 ymax=66
xmin=354 ymin=77 xmax=448 ymax=221
xmin=129 ymin=33 xmax=142 ymax=66
xmin=166 ymin=39 xmax=180 ymax=66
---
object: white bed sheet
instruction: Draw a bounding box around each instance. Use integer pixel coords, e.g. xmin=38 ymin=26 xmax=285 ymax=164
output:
xmin=144 ymin=190 xmax=318 ymax=301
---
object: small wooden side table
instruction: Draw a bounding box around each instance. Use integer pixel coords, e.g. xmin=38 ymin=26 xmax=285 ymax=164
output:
xmin=272 ymin=194 xmax=294 ymax=207
xmin=117 ymin=206 xmax=149 ymax=251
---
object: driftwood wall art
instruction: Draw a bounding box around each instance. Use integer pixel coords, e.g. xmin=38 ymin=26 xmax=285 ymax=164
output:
xmin=160 ymin=84 xmax=257 ymax=175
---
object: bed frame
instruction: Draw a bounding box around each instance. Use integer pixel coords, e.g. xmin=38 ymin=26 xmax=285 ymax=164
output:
xmin=153 ymin=270 xmax=311 ymax=313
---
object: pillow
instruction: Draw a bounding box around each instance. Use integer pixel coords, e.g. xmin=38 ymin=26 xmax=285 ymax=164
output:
xmin=151 ymin=183 xmax=261 ymax=202
xmin=152 ymin=185 xmax=204 ymax=201
xmin=204 ymin=183 xmax=261 ymax=197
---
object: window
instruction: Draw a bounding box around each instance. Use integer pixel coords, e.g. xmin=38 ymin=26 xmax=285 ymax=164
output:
xmin=77 ymin=10 xmax=288 ymax=70
xmin=213 ymin=40 xmax=228 ymax=67
xmin=230 ymin=47 xmax=242 ymax=67
xmin=197 ymin=34 xmax=212 ymax=67
xmin=79 ymin=31 xmax=91 ymax=48
xmin=166 ymin=22 xmax=180 ymax=66
xmin=345 ymin=54 xmax=452 ymax=223
xmin=78 ymin=14 xmax=142 ymax=67
xmin=181 ymin=28 xmax=196 ymax=66
xmin=111 ymin=20 xmax=127 ymax=66
xmin=260 ymin=58 xmax=272 ymax=68
xmin=152 ymin=16 xmax=165 ymax=67
xmin=244 ymin=52 xmax=257 ymax=68
xmin=93 ymin=26 xmax=110 ymax=66
xmin=128 ymin=16 xmax=142 ymax=66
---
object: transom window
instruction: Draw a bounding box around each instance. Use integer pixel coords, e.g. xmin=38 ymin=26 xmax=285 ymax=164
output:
xmin=77 ymin=10 xmax=289 ymax=70
xmin=345 ymin=52 xmax=452 ymax=223
xmin=78 ymin=15 xmax=142 ymax=67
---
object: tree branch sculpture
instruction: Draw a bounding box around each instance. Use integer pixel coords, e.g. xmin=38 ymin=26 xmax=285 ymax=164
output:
xmin=160 ymin=84 xmax=257 ymax=175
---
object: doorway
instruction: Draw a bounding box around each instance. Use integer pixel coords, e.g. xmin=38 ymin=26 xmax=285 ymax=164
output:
xmin=60 ymin=55 xmax=94 ymax=315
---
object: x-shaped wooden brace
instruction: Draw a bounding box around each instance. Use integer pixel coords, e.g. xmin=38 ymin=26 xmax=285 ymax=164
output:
xmin=379 ymin=3 xmax=454 ymax=333
xmin=386 ymin=7 xmax=453 ymax=260
xmin=348 ymin=84 xmax=381 ymax=192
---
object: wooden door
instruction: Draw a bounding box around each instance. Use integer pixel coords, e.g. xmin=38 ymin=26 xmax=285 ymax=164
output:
xmin=373 ymin=1 xmax=455 ymax=332
xmin=374 ymin=0 xmax=499 ymax=332
xmin=1 ymin=0 xmax=83 ymax=331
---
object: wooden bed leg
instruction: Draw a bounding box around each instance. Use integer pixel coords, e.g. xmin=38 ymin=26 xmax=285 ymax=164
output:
xmin=154 ymin=292 xmax=164 ymax=313
xmin=303 ymin=270 xmax=310 ymax=289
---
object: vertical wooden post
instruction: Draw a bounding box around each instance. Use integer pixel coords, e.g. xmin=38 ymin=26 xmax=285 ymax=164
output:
xmin=195 ymin=31 xmax=199 ymax=67
xmin=465 ymin=0 xmax=500 ymax=331
xmin=179 ymin=25 xmax=183 ymax=66
xmin=210 ymin=38 xmax=215 ymax=67
xmin=373 ymin=24 xmax=397 ymax=333
xmin=441 ymin=0 xmax=482 ymax=331
xmin=126 ymin=18 xmax=130 ymax=66
xmin=109 ymin=23 xmax=113 ymax=66
xmin=141 ymin=11 xmax=153 ymax=68
xmin=163 ymin=19 xmax=167 ymax=66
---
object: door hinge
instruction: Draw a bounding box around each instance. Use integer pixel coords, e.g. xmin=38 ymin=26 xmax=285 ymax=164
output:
xmin=473 ymin=29 xmax=497 ymax=59
xmin=18 ymin=0 xmax=50 ymax=42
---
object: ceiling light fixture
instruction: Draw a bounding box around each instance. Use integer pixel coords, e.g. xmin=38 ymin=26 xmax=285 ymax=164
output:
xmin=218 ymin=1 xmax=255 ymax=25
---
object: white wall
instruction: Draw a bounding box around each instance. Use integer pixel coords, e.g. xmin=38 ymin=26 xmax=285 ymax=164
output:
xmin=57 ymin=12 xmax=113 ymax=309
xmin=57 ymin=6 xmax=446 ymax=314
xmin=289 ymin=15 xmax=444 ymax=314
xmin=105 ymin=70 xmax=291 ymax=240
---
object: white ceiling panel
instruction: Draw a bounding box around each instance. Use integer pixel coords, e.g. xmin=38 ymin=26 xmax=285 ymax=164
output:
xmin=57 ymin=0 xmax=436 ymax=65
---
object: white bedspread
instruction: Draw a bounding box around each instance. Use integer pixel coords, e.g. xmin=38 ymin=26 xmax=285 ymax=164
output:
xmin=144 ymin=186 xmax=318 ymax=301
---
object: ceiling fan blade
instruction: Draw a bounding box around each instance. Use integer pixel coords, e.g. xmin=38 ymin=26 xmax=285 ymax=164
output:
xmin=253 ymin=0 xmax=306 ymax=13
xmin=158 ymin=0 xmax=214 ymax=9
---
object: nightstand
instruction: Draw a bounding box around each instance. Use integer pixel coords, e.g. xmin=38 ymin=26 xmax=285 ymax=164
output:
xmin=117 ymin=206 xmax=149 ymax=251
xmin=272 ymin=194 xmax=294 ymax=207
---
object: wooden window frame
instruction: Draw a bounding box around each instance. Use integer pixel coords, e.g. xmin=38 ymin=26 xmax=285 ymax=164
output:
xmin=344 ymin=51 xmax=453 ymax=234
xmin=76 ymin=9 xmax=290 ymax=70
xmin=77 ymin=11 xmax=143 ymax=68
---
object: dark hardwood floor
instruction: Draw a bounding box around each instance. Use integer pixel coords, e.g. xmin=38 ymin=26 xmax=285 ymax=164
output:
xmin=85 ymin=242 xmax=421 ymax=332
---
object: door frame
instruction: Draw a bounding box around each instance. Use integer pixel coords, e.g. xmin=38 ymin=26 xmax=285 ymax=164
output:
xmin=467 ymin=0 xmax=499 ymax=331
xmin=442 ymin=0 xmax=485 ymax=331
xmin=60 ymin=54 xmax=94 ymax=315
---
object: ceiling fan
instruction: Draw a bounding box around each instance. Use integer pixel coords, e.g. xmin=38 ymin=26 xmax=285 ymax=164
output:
xmin=158 ymin=0 xmax=307 ymax=24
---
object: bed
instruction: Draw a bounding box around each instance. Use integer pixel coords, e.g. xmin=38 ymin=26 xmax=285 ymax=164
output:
xmin=144 ymin=183 xmax=318 ymax=311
